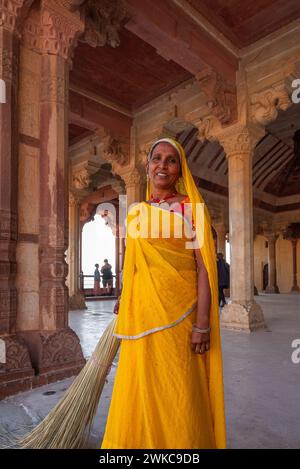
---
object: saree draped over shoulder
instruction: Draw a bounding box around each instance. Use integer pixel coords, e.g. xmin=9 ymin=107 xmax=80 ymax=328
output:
xmin=101 ymin=139 xmax=226 ymax=449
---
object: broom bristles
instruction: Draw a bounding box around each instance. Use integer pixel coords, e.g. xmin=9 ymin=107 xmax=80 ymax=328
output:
xmin=19 ymin=317 xmax=120 ymax=449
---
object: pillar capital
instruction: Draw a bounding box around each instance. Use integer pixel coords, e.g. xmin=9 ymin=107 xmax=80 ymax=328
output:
xmin=120 ymin=167 xmax=145 ymax=189
xmin=22 ymin=0 xmax=84 ymax=62
xmin=264 ymin=232 xmax=279 ymax=243
xmin=0 ymin=0 xmax=25 ymax=32
xmin=217 ymin=124 xmax=265 ymax=159
xmin=69 ymin=190 xmax=84 ymax=207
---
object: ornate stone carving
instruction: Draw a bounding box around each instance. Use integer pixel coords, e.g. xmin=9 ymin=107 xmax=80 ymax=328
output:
xmin=122 ymin=167 xmax=143 ymax=189
xmin=138 ymin=143 xmax=151 ymax=166
xmin=0 ymin=48 xmax=13 ymax=81
xmin=40 ymin=75 xmax=65 ymax=104
xmin=162 ymin=118 xmax=195 ymax=138
xmin=215 ymin=124 xmax=265 ymax=158
xmin=102 ymin=136 xmax=129 ymax=166
xmin=72 ymin=161 xmax=100 ymax=190
xmin=196 ymin=67 xmax=237 ymax=125
xmin=69 ymin=191 xmax=82 ymax=207
xmin=22 ymin=0 xmax=84 ymax=61
xmin=0 ymin=0 xmax=25 ymax=31
xmin=73 ymin=167 xmax=91 ymax=190
xmin=0 ymin=335 xmax=33 ymax=372
xmin=39 ymin=328 xmax=85 ymax=371
xmin=197 ymin=116 xmax=222 ymax=142
xmin=0 ymin=209 xmax=17 ymax=240
xmin=0 ymin=288 xmax=17 ymax=334
xmin=250 ymin=82 xmax=292 ymax=126
xmin=79 ymin=0 xmax=127 ymax=48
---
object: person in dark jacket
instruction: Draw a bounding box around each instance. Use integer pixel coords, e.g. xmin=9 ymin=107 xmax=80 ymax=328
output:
xmin=217 ymin=253 xmax=230 ymax=307
xmin=101 ymin=259 xmax=113 ymax=295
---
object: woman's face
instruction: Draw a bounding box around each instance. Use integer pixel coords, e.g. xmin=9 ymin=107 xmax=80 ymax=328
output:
xmin=147 ymin=142 xmax=181 ymax=191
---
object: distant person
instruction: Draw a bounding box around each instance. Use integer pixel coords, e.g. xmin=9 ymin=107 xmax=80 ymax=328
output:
xmin=217 ymin=253 xmax=230 ymax=308
xmin=93 ymin=263 xmax=101 ymax=296
xmin=101 ymin=259 xmax=113 ymax=295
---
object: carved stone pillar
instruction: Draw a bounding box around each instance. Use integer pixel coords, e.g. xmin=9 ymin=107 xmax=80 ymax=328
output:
xmin=283 ymin=225 xmax=300 ymax=294
xmin=0 ymin=1 xmax=35 ymax=398
xmin=68 ymin=192 xmax=87 ymax=309
xmin=214 ymin=222 xmax=227 ymax=257
xmin=16 ymin=2 xmax=85 ymax=384
xmin=218 ymin=125 xmax=266 ymax=331
xmin=121 ymin=167 xmax=145 ymax=207
xmin=265 ymin=233 xmax=279 ymax=294
xmin=0 ymin=0 xmax=19 ymax=334
xmin=290 ymin=239 xmax=300 ymax=293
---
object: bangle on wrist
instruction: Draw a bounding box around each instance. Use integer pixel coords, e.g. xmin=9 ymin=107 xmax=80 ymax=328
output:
xmin=192 ymin=324 xmax=210 ymax=334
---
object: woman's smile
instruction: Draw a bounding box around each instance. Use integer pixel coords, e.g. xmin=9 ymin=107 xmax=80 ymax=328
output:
xmin=155 ymin=172 xmax=169 ymax=179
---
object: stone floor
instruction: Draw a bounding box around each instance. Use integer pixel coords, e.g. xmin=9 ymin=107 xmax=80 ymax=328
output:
xmin=0 ymin=294 xmax=300 ymax=449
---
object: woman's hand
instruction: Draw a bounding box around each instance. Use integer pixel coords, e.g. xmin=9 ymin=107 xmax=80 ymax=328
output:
xmin=191 ymin=331 xmax=210 ymax=354
xmin=113 ymin=297 xmax=120 ymax=315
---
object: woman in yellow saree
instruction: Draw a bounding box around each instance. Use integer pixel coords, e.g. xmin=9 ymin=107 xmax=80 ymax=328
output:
xmin=101 ymin=138 xmax=226 ymax=449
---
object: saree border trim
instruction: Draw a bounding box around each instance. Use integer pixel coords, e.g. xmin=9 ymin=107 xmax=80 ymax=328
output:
xmin=113 ymin=302 xmax=197 ymax=340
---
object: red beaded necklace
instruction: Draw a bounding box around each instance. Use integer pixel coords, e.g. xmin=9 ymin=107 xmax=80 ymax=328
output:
xmin=150 ymin=190 xmax=178 ymax=205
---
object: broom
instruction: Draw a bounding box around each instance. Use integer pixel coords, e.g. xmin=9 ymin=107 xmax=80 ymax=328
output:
xmin=19 ymin=317 xmax=120 ymax=449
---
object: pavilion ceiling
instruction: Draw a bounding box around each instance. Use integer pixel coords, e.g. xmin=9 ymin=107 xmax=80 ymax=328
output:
xmin=185 ymin=0 xmax=300 ymax=48
xmin=70 ymin=28 xmax=192 ymax=110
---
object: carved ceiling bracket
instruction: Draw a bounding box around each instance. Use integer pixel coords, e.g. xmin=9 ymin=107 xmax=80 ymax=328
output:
xmin=250 ymin=80 xmax=292 ymax=127
xmin=78 ymin=0 xmax=127 ymax=48
xmin=72 ymin=161 xmax=100 ymax=190
xmin=196 ymin=66 xmax=237 ymax=126
xmin=96 ymin=129 xmax=130 ymax=173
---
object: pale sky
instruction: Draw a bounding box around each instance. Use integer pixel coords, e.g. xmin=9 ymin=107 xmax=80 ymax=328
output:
xmin=82 ymin=214 xmax=116 ymax=275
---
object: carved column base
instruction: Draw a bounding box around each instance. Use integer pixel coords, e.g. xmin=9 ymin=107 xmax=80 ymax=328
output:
xmin=221 ymin=301 xmax=266 ymax=332
xmin=69 ymin=293 xmax=87 ymax=310
xmin=19 ymin=328 xmax=86 ymax=387
xmin=0 ymin=335 xmax=35 ymax=399
xmin=290 ymin=286 xmax=300 ymax=293
xmin=265 ymin=285 xmax=280 ymax=294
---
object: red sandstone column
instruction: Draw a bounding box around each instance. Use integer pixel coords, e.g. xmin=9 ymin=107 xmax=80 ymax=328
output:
xmin=0 ymin=2 xmax=20 ymax=335
xmin=16 ymin=2 xmax=86 ymax=383
xmin=0 ymin=1 xmax=34 ymax=398
xmin=68 ymin=192 xmax=86 ymax=309
xmin=215 ymin=222 xmax=227 ymax=257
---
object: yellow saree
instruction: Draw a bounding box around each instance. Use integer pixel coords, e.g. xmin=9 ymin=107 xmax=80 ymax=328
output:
xmin=101 ymin=139 xmax=226 ymax=449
